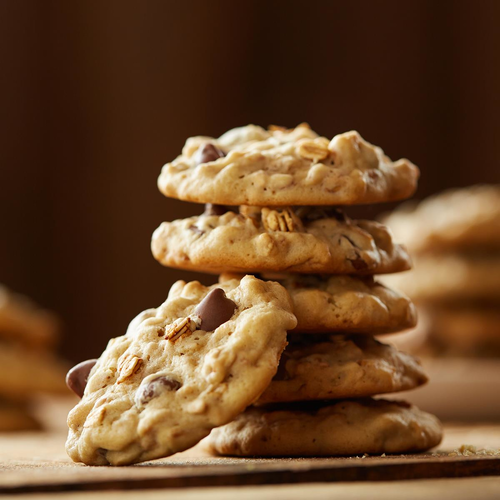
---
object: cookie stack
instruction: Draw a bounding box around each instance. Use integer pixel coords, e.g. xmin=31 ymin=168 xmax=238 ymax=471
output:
xmin=152 ymin=124 xmax=442 ymax=457
xmin=0 ymin=285 xmax=67 ymax=431
xmin=65 ymin=124 xmax=442 ymax=465
xmin=384 ymin=185 xmax=500 ymax=357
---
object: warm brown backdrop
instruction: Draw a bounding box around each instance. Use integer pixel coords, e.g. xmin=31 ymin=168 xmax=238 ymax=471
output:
xmin=1 ymin=1 xmax=499 ymax=361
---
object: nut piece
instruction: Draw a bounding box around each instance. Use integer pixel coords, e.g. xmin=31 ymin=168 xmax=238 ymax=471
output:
xmin=117 ymin=354 xmax=143 ymax=383
xmin=164 ymin=317 xmax=197 ymax=342
xmin=262 ymin=207 xmax=302 ymax=232
xmin=297 ymin=138 xmax=330 ymax=161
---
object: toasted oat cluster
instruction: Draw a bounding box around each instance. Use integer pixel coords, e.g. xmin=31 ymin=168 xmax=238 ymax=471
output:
xmin=261 ymin=207 xmax=300 ymax=232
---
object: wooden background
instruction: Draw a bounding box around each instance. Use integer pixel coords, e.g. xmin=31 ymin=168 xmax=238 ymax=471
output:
xmin=1 ymin=0 xmax=499 ymax=361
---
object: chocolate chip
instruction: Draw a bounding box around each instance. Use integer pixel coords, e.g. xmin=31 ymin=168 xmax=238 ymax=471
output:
xmin=66 ymin=359 xmax=98 ymax=398
xmin=194 ymin=288 xmax=236 ymax=331
xmin=349 ymin=254 xmax=370 ymax=271
xmin=203 ymin=204 xmax=231 ymax=216
xmin=137 ymin=375 xmax=182 ymax=405
xmin=341 ymin=235 xmax=369 ymax=270
xmin=194 ymin=142 xmax=226 ymax=165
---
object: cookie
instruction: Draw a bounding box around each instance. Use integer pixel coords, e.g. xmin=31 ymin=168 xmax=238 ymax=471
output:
xmin=428 ymin=307 xmax=500 ymax=357
xmin=66 ymin=276 xmax=296 ymax=465
xmin=205 ymin=398 xmax=442 ymax=457
xmin=0 ymin=342 xmax=68 ymax=401
xmin=0 ymin=285 xmax=59 ymax=348
xmin=219 ymin=273 xmax=416 ymax=334
xmin=152 ymin=206 xmax=411 ymax=275
xmin=0 ymin=398 xmax=41 ymax=432
xmin=382 ymin=254 xmax=500 ymax=304
xmin=256 ymin=336 xmax=427 ymax=404
xmin=157 ymin=124 xmax=419 ymax=206
xmin=384 ymin=184 xmax=500 ymax=254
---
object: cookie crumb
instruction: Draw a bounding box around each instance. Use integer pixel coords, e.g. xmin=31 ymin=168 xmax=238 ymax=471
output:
xmin=431 ymin=444 xmax=500 ymax=457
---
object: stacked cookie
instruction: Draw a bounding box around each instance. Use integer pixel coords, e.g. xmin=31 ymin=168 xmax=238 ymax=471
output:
xmin=0 ymin=285 xmax=67 ymax=431
xmin=152 ymin=124 xmax=441 ymax=457
xmin=66 ymin=277 xmax=297 ymax=464
xmin=384 ymin=185 xmax=500 ymax=357
xmin=65 ymin=125 xmax=441 ymax=465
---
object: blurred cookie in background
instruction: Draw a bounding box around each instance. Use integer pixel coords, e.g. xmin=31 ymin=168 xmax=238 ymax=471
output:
xmin=0 ymin=285 xmax=68 ymax=431
xmin=0 ymin=285 xmax=60 ymax=349
xmin=383 ymin=184 xmax=500 ymax=358
xmin=381 ymin=185 xmax=500 ymax=419
xmin=385 ymin=254 xmax=500 ymax=306
xmin=386 ymin=306 xmax=500 ymax=358
xmin=383 ymin=184 xmax=500 ymax=255
xmin=428 ymin=306 xmax=500 ymax=357
xmin=0 ymin=399 xmax=41 ymax=432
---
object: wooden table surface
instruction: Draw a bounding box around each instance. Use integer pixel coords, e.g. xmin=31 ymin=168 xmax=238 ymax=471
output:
xmin=1 ymin=399 xmax=500 ymax=499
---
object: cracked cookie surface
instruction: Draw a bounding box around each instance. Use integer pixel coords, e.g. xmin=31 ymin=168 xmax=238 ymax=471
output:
xmin=157 ymin=124 xmax=419 ymax=206
xmin=218 ymin=273 xmax=416 ymax=334
xmin=255 ymin=335 xmax=427 ymax=404
xmin=66 ymin=276 xmax=296 ymax=465
xmin=151 ymin=207 xmax=411 ymax=275
xmin=205 ymin=398 xmax=442 ymax=456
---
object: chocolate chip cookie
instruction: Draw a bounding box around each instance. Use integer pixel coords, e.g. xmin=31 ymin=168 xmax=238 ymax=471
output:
xmin=256 ymin=335 xmax=427 ymax=404
xmin=158 ymin=124 xmax=419 ymax=206
xmin=152 ymin=206 xmax=411 ymax=275
xmin=218 ymin=273 xmax=416 ymax=334
xmin=66 ymin=276 xmax=296 ymax=465
xmin=205 ymin=398 xmax=442 ymax=456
